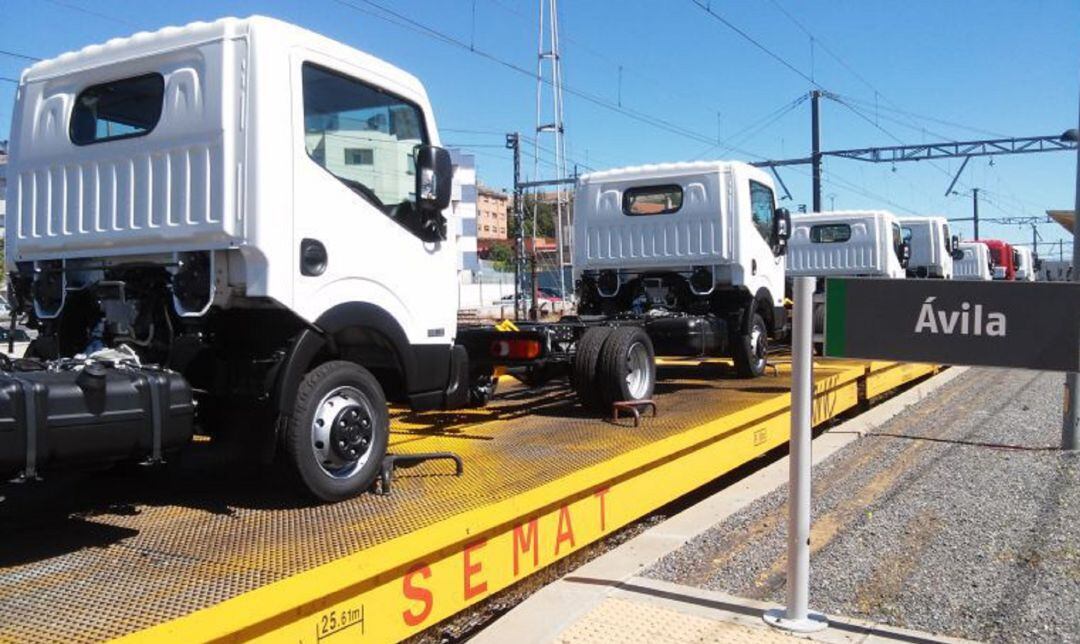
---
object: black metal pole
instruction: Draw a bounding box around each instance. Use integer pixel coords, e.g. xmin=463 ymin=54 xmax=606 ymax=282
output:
xmin=973 ymin=188 xmax=980 ymax=240
xmin=507 ymin=133 xmax=523 ymax=321
xmin=811 ymin=90 xmax=822 ymax=213
xmin=530 ymin=246 xmax=538 ymax=321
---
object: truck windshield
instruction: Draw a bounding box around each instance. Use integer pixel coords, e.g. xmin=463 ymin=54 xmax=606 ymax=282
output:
xmin=892 ymin=222 xmax=903 ymax=260
xmin=302 ymin=63 xmax=427 ymax=213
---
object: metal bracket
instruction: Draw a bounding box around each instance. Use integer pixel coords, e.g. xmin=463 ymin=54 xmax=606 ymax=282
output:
xmin=14 ymin=380 xmax=42 ymax=483
xmin=611 ymin=400 xmax=658 ymax=427
xmin=377 ymin=452 xmax=464 ymax=495
xmin=140 ymin=372 xmax=165 ymax=466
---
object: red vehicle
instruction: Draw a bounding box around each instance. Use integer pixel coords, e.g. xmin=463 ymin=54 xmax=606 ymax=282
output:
xmin=978 ymin=239 xmax=1019 ymax=281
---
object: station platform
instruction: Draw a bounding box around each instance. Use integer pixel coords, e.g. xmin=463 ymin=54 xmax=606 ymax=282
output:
xmin=0 ymin=358 xmax=936 ymax=643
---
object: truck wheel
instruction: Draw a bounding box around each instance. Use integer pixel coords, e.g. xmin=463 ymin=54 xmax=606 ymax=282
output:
xmin=733 ymin=312 xmax=769 ymax=378
xmin=573 ymin=327 xmax=614 ymax=410
xmin=597 ymin=327 xmax=656 ymax=408
xmin=812 ymin=303 xmax=826 ymax=356
xmin=286 ymin=360 xmax=389 ymax=502
xmin=468 ymin=369 xmax=498 ymax=406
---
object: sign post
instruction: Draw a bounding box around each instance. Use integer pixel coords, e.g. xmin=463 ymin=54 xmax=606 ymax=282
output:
xmin=1063 ymin=96 xmax=1080 ymax=450
xmin=768 ymin=276 xmax=1080 ymax=633
xmin=763 ymin=276 xmax=828 ymax=633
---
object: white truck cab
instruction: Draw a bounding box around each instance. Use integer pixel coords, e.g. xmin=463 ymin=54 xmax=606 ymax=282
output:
xmin=899 ymin=216 xmax=958 ymax=279
xmin=786 ymin=210 xmax=909 ymax=279
xmin=953 ymin=241 xmax=994 ymax=280
xmin=1014 ymin=246 xmax=1036 ymax=281
xmin=572 ymin=161 xmax=791 ymax=377
xmin=4 ymin=17 xmax=464 ymax=500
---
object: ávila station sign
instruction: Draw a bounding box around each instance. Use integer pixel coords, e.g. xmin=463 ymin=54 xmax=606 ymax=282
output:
xmin=824 ymin=278 xmax=1080 ymax=372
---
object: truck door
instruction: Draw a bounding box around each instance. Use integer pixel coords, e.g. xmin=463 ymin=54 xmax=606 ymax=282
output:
xmin=744 ymin=179 xmax=784 ymax=307
xmin=290 ymin=55 xmax=456 ymax=350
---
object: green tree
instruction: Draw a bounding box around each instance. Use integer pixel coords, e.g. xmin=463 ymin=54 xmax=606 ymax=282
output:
xmin=507 ymin=194 xmax=572 ymax=240
xmin=486 ymin=242 xmax=515 ymax=272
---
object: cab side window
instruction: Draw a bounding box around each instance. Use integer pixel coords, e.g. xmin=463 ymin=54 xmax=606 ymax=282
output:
xmin=749 ymin=181 xmax=775 ymax=242
xmin=302 ymin=62 xmax=426 ymax=218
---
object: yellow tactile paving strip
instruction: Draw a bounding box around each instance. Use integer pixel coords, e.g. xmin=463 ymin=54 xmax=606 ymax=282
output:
xmin=557 ymin=597 xmax=796 ymax=643
xmin=0 ymin=358 xmax=920 ymax=642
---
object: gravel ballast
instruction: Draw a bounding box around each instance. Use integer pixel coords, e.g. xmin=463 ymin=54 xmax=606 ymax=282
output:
xmin=644 ymin=368 xmax=1080 ymax=643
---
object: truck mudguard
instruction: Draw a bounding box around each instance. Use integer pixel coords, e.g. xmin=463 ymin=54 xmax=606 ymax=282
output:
xmin=273 ymin=302 xmax=452 ymax=416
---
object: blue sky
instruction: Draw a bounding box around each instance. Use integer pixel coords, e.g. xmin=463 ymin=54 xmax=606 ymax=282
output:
xmin=2 ymin=0 xmax=1077 ymax=253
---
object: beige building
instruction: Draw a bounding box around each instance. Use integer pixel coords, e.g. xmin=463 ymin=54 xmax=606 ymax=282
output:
xmin=477 ymin=186 xmax=509 ymax=240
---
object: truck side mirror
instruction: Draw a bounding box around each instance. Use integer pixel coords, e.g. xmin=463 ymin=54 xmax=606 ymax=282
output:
xmin=772 ymin=207 xmax=791 ymax=256
xmin=416 ymin=145 xmax=453 ymax=210
xmin=900 ymin=241 xmax=912 ymax=268
xmin=950 ymin=236 xmax=964 ymax=260
xmin=414 ymin=145 xmax=453 ymax=242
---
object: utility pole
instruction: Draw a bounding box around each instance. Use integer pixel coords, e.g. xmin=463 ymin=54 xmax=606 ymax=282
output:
xmin=507 ymin=133 xmax=524 ymax=321
xmin=1063 ymin=96 xmax=1080 ymax=451
xmin=811 ymin=90 xmax=822 ymax=213
xmin=972 ymin=188 xmax=980 ymax=240
xmin=533 ymin=0 xmax=569 ymax=301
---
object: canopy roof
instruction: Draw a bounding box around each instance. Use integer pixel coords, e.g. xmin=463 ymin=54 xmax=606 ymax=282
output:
xmin=1047 ymin=210 xmax=1075 ymax=235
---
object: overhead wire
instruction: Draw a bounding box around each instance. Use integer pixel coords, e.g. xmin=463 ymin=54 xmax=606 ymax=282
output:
xmin=681 ymin=0 xmax=931 ymax=214
xmin=692 ymin=93 xmax=808 ymax=160
xmin=0 ymin=49 xmax=41 ymax=62
xmin=765 ymin=0 xmax=1008 ymax=142
xmin=687 ymin=0 xmax=821 ymax=90
xmin=830 ymin=92 xmax=1010 ymax=139
xmin=763 ymin=0 xmax=1050 ymax=225
xmin=485 ymin=0 xmax=741 ymax=130
xmin=328 ymin=0 xmax=761 ymax=158
xmin=39 ymin=0 xmax=135 ymax=26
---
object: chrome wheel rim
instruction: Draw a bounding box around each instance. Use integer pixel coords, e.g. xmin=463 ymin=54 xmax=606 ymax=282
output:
xmin=750 ymin=322 xmax=767 ymax=370
xmin=311 ymin=385 xmax=375 ymax=479
xmin=625 ymin=341 xmax=652 ymax=399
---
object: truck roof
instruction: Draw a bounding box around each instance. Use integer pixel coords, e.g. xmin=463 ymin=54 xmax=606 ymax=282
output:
xmin=20 ymin=15 xmax=426 ymax=98
xmin=578 ymin=160 xmax=765 ymax=184
xmin=791 ymin=209 xmax=898 ymax=222
xmin=898 ymin=215 xmax=947 ymax=224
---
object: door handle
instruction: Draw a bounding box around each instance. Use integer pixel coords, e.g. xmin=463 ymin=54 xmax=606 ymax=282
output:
xmin=300 ymin=238 xmax=328 ymax=276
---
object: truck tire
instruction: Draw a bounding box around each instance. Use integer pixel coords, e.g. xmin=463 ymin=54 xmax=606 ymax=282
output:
xmin=573 ymin=327 xmax=614 ymax=410
xmin=812 ymin=303 xmax=825 ymax=355
xmin=286 ymin=360 xmax=389 ymax=502
xmin=597 ymin=327 xmax=656 ymax=408
xmin=733 ymin=311 xmax=768 ymax=378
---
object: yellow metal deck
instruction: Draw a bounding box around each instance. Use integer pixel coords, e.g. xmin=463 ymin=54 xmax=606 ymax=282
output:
xmin=0 ymin=359 xmax=936 ymax=643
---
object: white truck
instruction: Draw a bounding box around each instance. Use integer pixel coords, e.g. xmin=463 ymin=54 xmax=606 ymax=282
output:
xmin=1014 ymin=246 xmax=1036 ymax=281
xmin=899 ymin=216 xmax=959 ymax=279
xmin=786 ymin=210 xmax=909 ymax=279
xmin=1 ymin=17 xmax=790 ymax=501
xmin=785 ymin=210 xmax=908 ymax=351
xmin=953 ymin=241 xmax=994 ymax=280
xmin=572 ymin=162 xmax=792 ymax=379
